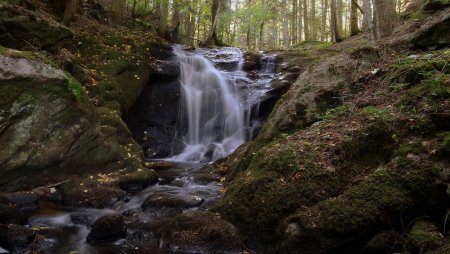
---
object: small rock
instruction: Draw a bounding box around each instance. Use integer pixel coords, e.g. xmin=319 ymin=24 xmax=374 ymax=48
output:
xmin=0 ymin=204 xmax=27 ymax=224
xmin=70 ymin=213 xmax=94 ymax=226
xmin=0 ymin=224 xmax=35 ymax=252
xmin=86 ymin=215 xmax=127 ymax=244
xmin=141 ymin=193 xmax=204 ymax=216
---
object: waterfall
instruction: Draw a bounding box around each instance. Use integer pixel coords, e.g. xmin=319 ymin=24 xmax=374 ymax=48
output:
xmin=171 ymin=47 xmax=246 ymax=162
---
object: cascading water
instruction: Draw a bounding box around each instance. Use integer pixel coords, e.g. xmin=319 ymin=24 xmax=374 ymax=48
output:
xmin=171 ymin=47 xmax=246 ymax=162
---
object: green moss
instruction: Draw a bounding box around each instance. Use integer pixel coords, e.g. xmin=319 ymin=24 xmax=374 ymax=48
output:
xmin=248 ymin=142 xmax=298 ymax=178
xmin=394 ymin=142 xmax=422 ymax=157
xmin=362 ymin=105 xmax=387 ymax=119
xmin=407 ymin=221 xmax=444 ymax=253
xmin=437 ymin=132 xmax=450 ymax=154
xmin=118 ymin=169 xmax=158 ymax=191
xmin=67 ymin=77 xmax=84 ymax=102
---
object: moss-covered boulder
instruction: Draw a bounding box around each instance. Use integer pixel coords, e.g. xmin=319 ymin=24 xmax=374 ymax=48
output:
xmin=279 ymin=156 xmax=445 ymax=254
xmin=0 ymin=48 xmax=144 ymax=192
xmin=0 ymin=224 xmax=35 ymax=252
xmin=118 ymin=169 xmax=158 ymax=192
xmin=412 ymin=9 xmax=450 ymax=49
xmin=0 ymin=204 xmax=27 ymax=224
xmin=0 ymin=2 xmax=72 ymax=50
xmin=152 ymin=211 xmax=243 ymax=253
xmin=407 ymin=220 xmax=445 ymax=253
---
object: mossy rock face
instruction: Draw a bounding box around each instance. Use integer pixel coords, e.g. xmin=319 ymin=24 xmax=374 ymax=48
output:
xmin=86 ymin=215 xmax=127 ymax=244
xmin=152 ymin=211 xmax=243 ymax=254
xmin=118 ymin=169 xmax=158 ymax=192
xmin=0 ymin=204 xmax=27 ymax=224
xmin=279 ymin=156 xmax=445 ymax=254
xmin=0 ymin=2 xmax=72 ymax=50
xmin=407 ymin=221 xmax=445 ymax=253
xmin=0 ymin=224 xmax=35 ymax=252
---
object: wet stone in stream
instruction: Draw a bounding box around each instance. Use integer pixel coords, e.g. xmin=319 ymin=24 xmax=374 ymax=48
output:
xmin=86 ymin=215 xmax=127 ymax=244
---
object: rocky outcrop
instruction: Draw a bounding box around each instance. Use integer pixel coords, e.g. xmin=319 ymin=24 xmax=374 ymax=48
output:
xmin=0 ymin=3 xmax=72 ymax=50
xmin=0 ymin=49 xmax=149 ymax=192
xmin=412 ymin=9 xmax=450 ymax=49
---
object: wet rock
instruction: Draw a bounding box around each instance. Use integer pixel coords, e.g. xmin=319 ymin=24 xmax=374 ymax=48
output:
xmin=142 ymin=193 xmax=204 ymax=215
xmin=144 ymin=160 xmax=174 ymax=170
xmin=0 ymin=2 xmax=72 ymax=50
xmin=70 ymin=213 xmax=94 ymax=226
xmin=148 ymin=61 xmax=180 ymax=81
xmin=0 ymin=204 xmax=27 ymax=224
xmin=0 ymin=192 xmax=39 ymax=213
xmin=60 ymin=180 xmax=126 ymax=208
xmin=0 ymin=224 xmax=35 ymax=252
xmin=118 ymin=169 xmax=158 ymax=192
xmin=86 ymin=215 xmax=127 ymax=244
xmin=153 ymin=211 xmax=242 ymax=253
xmin=243 ymin=51 xmax=262 ymax=71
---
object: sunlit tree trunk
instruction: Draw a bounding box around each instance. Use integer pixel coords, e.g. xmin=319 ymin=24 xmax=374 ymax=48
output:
xmin=158 ymin=0 xmax=169 ymax=37
xmin=292 ymin=0 xmax=298 ymax=45
xmin=330 ymin=0 xmax=343 ymax=41
xmin=350 ymin=0 xmax=360 ymax=36
xmin=311 ymin=0 xmax=317 ymax=40
xmin=281 ymin=0 xmax=290 ymax=47
xmin=321 ymin=0 xmax=328 ymax=41
xmin=303 ymin=0 xmax=310 ymax=40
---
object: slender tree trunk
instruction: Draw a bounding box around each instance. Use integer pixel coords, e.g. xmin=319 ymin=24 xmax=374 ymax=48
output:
xmin=303 ymin=0 xmax=310 ymax=40
xmin=271 ymin=3 xmax=278 ymax=48
xmin=246 ymin=0 xmax=252 ymax=49
xmin=203 ymin=0 xmax=221 ymax=46
xmin=292 ymin=0 xmax=298 ymax=45
xmin=337 ymin=0 xmax=344 ymax=37
xmin=62 ymin=0 xmax=79 ymax=25
xmin=311 ymin=0 xmax=317 ymax=40
xmin=321 ymin=0 xmax=328 ymax=41
xmin=281 ymin=0 xmax=289 ymax=47
xmin=298 ymin=1 xmax=303 ymax=42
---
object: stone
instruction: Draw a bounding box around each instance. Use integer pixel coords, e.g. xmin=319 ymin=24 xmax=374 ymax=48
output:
xmin=0 ymin=2 xmax=72 ymax=50
xmin=142 ymin=192 xmax=204 ymax=216
xmin=0 ymin=224 xmax=35 ymax=252
xmin=243 ymin=51 xmax=262 ymax=71
xmin=86 ymin=215 xmax=127 ymax=244
xmin=118 ymin=170 xmax=158 ymax=192
xmin=0 ymin=204 xmax=27 ymax=224
xmin=153 ymin=211 xmax=242 ymax=253
xmin=407 ymin=221 xmax=445 ymax=253
xmin=413 ymin=10 xmax=450 ymax=49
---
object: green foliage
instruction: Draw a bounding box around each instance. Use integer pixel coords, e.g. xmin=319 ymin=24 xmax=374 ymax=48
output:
xmin=67 ymin=76 xmax=84 ymax=102
xmin=362 ymin=105 xmax=386 ymax=118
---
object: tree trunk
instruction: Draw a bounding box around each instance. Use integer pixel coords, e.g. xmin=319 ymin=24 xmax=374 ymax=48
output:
xmin=350 ymin=0 xmax=360 ymax=36
xmin=373 ymin=0 xmax=397 ymax=40
xmin=303 ymin=0 xmax=310 ymax=40
xmin=246 ymin=0 xmax=252 ymax=49
xmin=281 ymin=0 xmax=289 ymax=47
xmin=330 ymin=0 xmax=343 ymax=41
xmin=271 ymin=3 xmax=278 ymax=48
xmin=321 ymin=0 xmax=328 ymax=41
xmin=202 ymin=0 xmax=221 ymax=46
xmin=298 ymin=1 xmax=303 ymax=41
xmin=311 ymin=0 xmax=317 ymax=40
xmin=292 ymin=0 xmax=298 ymax=45
xmin=158 ymin=0 xmax=169 ymax=37
xmin=111 ymin=0 xmax=125 ymax=24
xmin=337 ymin=0 xmax=344 ymax=37
xmin=62 ymin=0 xmax=79 ymax=25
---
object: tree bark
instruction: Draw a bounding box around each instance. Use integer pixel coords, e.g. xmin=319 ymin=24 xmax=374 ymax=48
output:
xmin=202 ymin=0 xmax=221 ymax=46
xmin=321 ymin=0 xmax=328 ymax=41
xmin=111 ymin=0 xmax=125 ymax=25
xmin=158 ymin=0 xmax=169 ymax=37
xmin=330 ymin=0 xmax=343 ymax=41
xmin=373 ymin=0 xmax=397 ymax=40
xmin=311 ymin=0 xmax=317 ymax=40
xmin=350 ymin=0 xmax=360 ymax=36
xmin=62 ymin=0 xmax=79 ymax=25
xmin=281 ymin=0 xmax=289 ymax=47
xmin=303 ymin=0 xmax=310 ymax=40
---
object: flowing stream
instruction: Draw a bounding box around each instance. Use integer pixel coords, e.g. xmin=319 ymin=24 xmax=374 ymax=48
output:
xmin=26 ymin=47 xmax=277 ymax=254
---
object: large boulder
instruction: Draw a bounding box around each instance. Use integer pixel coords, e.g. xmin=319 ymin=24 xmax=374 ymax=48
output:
xmin=412 ymin=9 xmax=450 ymax=49
xmin=152 ymin=211 xmax=243 ymax=253
xmin=0 ymin=2 xmax=72 ymax=50
xmin=0 ymin=49 xmax=144 ymax=191
xmin=0 ymin=224 xmax=35 ymax=252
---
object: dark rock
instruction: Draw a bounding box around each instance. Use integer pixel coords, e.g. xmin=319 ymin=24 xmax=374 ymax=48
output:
xmin=142 ymin=192 xmax=204 ymax=215
xmin=144 ymin=160 xmax=174 ymax=170
xmin=125 ymin=78 xmax=184 ymax=159
xmin=413 ymin=11 xmax=450 ymax=49
xmin=423 ymin=0 xmax=450 ymax=13
xmin=118 ymin=169 xmax=158 ymax=192
xmin=70 ymin=213 xmax=94 ymax=226
xmin=148 ymin=61 xmax=180 ymax=81
xmin=243 ymin=51 xmax=262 ymax=71
xmin=0 ymin=204 xmax=27 ymax=224
xmin=0 ymin=192 xmax=39 ymax=213
xmin=153 ymin=211 xmax=242 ymax=253
xmin=86 ymin=215 xmax=127 ymax=244
xmin=60 ymin=181 xmax=126 ymax=209
xmin=364 ymin=231 xmax=404 ymax=254
xmin=0 ymin=2 xmax=72 ymax=50
xmin=0 ymin=224 xmax=35 ymax=252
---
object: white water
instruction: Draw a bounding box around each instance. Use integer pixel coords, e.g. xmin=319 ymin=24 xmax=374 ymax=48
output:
xmin=171 ymin=47 xmax=246 ymax=162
